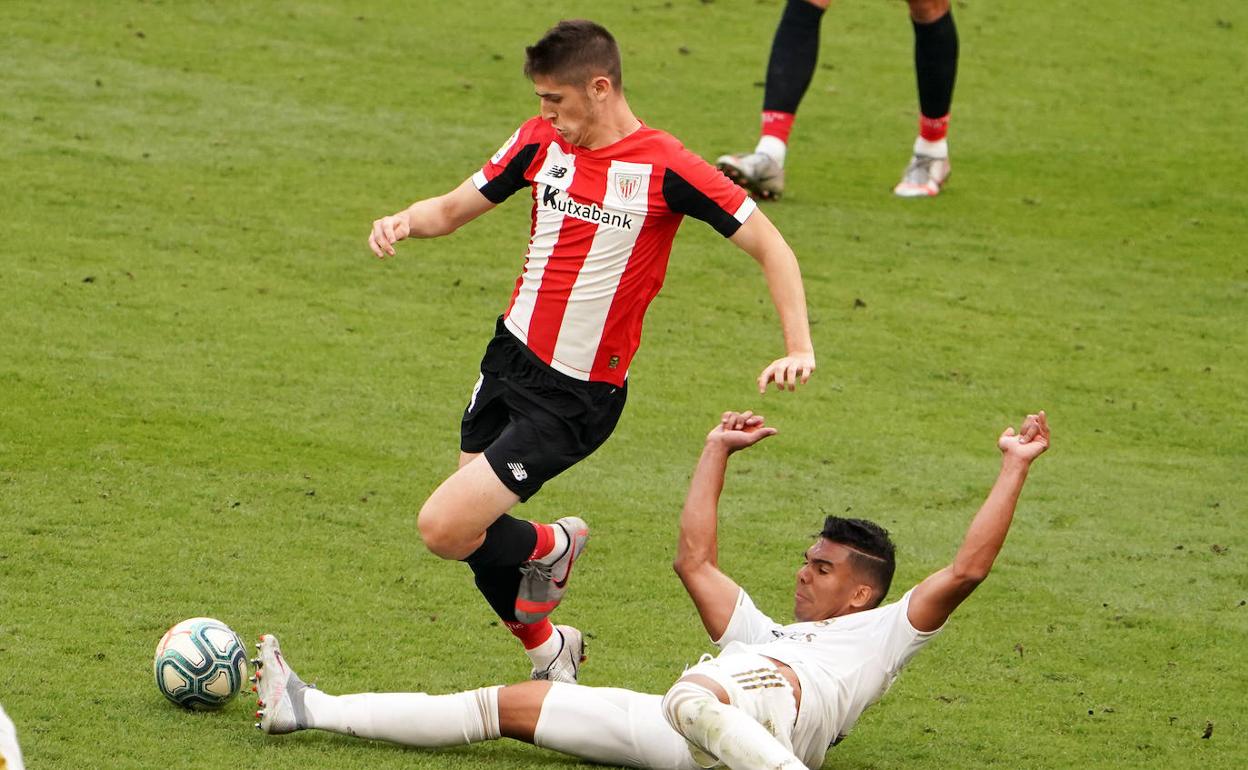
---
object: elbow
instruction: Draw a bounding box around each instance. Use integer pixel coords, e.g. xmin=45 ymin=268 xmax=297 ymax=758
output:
xmin=672 ymin=554 xmax=709 ymax=579
xmin=951 ymin=565 xmax=990 ymax=586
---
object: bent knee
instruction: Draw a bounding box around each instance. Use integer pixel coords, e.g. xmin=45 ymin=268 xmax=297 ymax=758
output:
xmin=661 ymin=679 xmax=720 ymax=735
xmin=417 ymin=507 xmax=473 ymax=559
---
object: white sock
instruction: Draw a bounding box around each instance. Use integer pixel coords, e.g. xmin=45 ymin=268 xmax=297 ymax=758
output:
xmin=914 ymin=136 xmax=949 ymax=158
xmin=303 ymin=686 xmax=501 ymax=746
xmin=524 ymin=625 xmax=563 ymax=668
xmin=536 ymin=682 xmax=687 ymax=767
xmin=754 ymin=135 xmax=788 ymax=167
xmin=662 ymin=682 xmax=805 ymax=770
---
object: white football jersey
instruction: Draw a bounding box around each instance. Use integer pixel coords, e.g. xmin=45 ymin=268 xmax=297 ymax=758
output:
xmin=714 ymin=587 xmax=941 ymax=768
xmin=0 ymin=702 xmax=24 ymax=770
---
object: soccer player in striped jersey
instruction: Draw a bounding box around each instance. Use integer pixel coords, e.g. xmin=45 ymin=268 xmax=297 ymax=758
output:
xmin=366 ymin=20 xmax=816 ymax=682
xmin=254 ymin=410 xmax=1050 ymax=769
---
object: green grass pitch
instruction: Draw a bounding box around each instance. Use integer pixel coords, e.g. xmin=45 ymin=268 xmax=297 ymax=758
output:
xmin=1 ymin=0 xmax=1245 ymax=767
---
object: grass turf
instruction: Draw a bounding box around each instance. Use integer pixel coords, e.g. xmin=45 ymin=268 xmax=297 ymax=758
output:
xmin=1 ymin=0 xmax=1245 ymax=767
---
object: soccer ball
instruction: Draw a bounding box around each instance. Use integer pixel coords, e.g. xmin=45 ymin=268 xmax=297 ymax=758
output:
xmin=153 ymin=617 xmax=248 ymax=709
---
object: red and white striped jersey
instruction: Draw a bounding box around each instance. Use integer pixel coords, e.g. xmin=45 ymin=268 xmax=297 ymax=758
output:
xmin=471 ymin=116 xmax=757 ymax=387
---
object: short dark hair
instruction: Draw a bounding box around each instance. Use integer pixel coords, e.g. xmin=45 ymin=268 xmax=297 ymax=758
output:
xmin=524 ymin=19 xmax=622 ymax=88
xmin=821 ymin=516 xmax=896 ymax=608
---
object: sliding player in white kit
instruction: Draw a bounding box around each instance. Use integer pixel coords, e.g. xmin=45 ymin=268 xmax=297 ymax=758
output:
xmin=252 ymin=409 xmax=1050 ymax=768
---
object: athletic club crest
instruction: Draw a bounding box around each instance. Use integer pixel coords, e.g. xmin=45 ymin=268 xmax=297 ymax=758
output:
xmin=614 ymin=173 xmax=643 ymax=202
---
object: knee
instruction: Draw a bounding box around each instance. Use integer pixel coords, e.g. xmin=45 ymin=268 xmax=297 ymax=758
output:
xmin=417 ymin=505 xmax=468 ymax=560
xmin=661 ymin=680 xmax=718 ymax=737
xmin=907 ymin=0 xmax=950 ymax=24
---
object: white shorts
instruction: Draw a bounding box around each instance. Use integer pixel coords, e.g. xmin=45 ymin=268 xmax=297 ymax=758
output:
xmin=681 ymin=652 xmax=799 ymax=762
xmin=531 ymin=655 xmax=799 ymax=770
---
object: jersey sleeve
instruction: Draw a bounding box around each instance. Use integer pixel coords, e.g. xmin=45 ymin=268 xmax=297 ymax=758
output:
xmin=661 ymin=148 xmax=757 ymax=237
xmin=877 ymin=589 xmax=944 ymax=673
xmin=470 ymin=118 xmax=545 ymax=204
xmin=712 ymin=589 xmax=785 ymax=648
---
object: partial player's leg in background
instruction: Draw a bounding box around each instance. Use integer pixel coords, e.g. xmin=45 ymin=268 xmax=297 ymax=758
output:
xmin=895 ymin=0 xmax=958 ymax=197
xmin=718 ymin=0 xmax=830 ymax=200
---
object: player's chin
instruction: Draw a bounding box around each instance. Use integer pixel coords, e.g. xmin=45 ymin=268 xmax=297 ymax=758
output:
xmin=793 ymin=595 xmax=811 ymax=621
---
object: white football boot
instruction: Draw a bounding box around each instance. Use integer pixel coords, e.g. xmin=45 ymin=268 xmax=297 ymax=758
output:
xmin=530 ymin=625 xmax=586 ymax=684
xmin=893 ymin=153 xmax=951 ymax=197
xmin=252 ymin=633 xmax=312 ymax=734
xmin=716 ymin=152 xmax=785 ymax=201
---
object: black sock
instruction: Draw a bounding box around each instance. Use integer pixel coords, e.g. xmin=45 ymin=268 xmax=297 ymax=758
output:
xmin=469 ymin=565 xmax=523 ymax=623
xmin=913 ymin=10 xmax=959 ymax=119
xmin=464 ymin=514 xmax=536 ymax=568
xmin=762 ymin=0 xmax=827 ymax=114
xmin=463 ymin=514 xmax=537 ymax=623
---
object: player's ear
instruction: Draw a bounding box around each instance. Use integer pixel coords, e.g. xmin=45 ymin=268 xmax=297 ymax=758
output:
xmin=849 ymin=582 xmax=875 ymax=611
xmin=589 ymin=75 xmax=612 ymax=101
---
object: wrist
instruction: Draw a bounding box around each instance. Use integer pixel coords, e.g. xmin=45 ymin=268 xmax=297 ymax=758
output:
xmin=702 ymin=440 xmax=733 ymax=459
xmin=1000 ymin=455 xmax=1031 ymax=473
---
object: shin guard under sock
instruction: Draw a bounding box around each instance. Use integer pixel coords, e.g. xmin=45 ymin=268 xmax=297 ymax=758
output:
xmin=762 ymin=0 xmax=826 ymax=116
xmin=913 ymin=11 xmax=959 ymax=122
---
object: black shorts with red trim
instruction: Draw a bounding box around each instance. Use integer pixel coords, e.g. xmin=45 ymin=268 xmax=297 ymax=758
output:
xmin=461 ymin=317 xmax=627 ymax=501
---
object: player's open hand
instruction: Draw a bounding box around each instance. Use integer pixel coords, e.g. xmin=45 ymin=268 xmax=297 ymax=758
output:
xmin=368 ymin=213 xmax=412 ymax=258
xmin=757 ymin=352 xmax=815 ymax=394
xmin=706 ymin=410 xmax=778 ymax=453
xmin=998 ymin=410 xmax=1050 ymax=463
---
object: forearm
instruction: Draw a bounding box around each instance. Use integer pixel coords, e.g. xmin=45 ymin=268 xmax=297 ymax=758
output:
xmin=757 ymin=246 xmax=813 ymax=355
xmin=951 ymin=458 xmax=1031 ymax=581
xmin=397 ymin=194 xmax=460 ymax=238
xmin=674 ymin=443 xmax=731 ymax=571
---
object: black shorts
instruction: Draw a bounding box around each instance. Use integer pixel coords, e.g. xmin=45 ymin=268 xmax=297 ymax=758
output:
xmin=461 ymin=317 xmax=628 ymax=501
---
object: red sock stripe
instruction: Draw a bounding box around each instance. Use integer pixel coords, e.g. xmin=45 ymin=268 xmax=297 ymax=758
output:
xmin=919 ymin=113 xmax=950 ymax=142
xmin=505 ymin=618 xmax=553 ymax=649
xmin=760 ymin=111 xmax=796 ymax=143
xmin=529 ymin=522 xmax=555 ymax=561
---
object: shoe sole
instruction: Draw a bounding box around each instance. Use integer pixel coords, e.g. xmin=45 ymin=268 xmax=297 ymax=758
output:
xmin=515 ymin=518 xmax=588 ymax=624
xmin=894 ymin=168 xmax=951 ymax=198
xmin=252 ymin=634 xmax=293 ymax=734
xmin=717 ymin=161 xmax=782 ymax=201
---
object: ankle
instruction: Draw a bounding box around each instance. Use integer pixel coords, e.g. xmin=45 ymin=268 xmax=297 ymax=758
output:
xmin=755 ymin=135 xmax=788 ymax=167
xmin=528 ymin=521 xmax=569 ymax=565
xmin=506 ymin=618 xmax=555 ymax=652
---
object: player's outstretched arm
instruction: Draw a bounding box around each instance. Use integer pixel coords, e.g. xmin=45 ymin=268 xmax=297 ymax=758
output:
xmin=674 ymin=411 xmax=778 ymax=639
xmin=728 ymin=211 xmax=816 ymax=394
xmin=367 ymin=179 xmax=497 ymax=258
xmin=908 ymin=411 xmax=1051 ymax=632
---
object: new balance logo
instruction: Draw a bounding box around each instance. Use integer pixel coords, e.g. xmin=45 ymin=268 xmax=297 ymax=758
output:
xmin=548 ymin=165 xmax=568 ymax=179
xmin=507 ymin=462 xmax=528 ymax=481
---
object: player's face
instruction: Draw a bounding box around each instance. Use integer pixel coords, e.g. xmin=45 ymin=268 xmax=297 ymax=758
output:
xmin=533 ymin=75 xmax=600 ymax=147
xmin=794 ymin=539 xmax=874 ymax=622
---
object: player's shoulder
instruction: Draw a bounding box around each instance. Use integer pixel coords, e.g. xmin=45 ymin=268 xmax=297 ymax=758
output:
xmin=631 ymin=125 xmax=696 ymax=163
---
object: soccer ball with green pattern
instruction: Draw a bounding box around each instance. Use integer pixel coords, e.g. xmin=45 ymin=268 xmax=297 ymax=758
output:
xmin=153 ymin=617 xmax=247 ymax=709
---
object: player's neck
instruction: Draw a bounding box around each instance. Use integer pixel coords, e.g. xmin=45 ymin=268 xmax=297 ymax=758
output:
xmin=580 ymin=100 xmax=641 ymax=150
